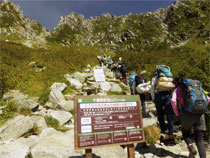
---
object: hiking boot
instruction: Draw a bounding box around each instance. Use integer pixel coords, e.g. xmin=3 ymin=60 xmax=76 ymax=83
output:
xmin=188 ymin=145 xmax=197 ymax=158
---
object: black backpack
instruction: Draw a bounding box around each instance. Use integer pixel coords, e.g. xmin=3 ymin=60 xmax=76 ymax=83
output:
xmin=135 ymin=74 xmax=145 ymax=86
xmin=183 ymin=79 xmax=208 ymax=114
xmin=121 ymin=64 xmax=127 ymax=74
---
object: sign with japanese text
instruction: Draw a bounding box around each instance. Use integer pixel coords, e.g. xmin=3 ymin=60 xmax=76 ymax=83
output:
xmin=93 ymin=69 xmax=105 ymax=82
xmin=74 ymin=95 xmax=144 ymax=150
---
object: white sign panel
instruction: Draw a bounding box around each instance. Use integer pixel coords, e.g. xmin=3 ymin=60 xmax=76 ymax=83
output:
xmin=94 ymin=69 xmax=105 ymax=82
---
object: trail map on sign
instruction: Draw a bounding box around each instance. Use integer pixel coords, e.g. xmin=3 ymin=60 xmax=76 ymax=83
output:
xmin=74 ymin=96 xmax=144 ymax=150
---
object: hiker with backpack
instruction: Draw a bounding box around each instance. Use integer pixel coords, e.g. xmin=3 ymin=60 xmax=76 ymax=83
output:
xmin=99 ymin=55 xmax=107 ymax=67
xmin=116 ymin=57 xmax=123 ymax=79
xmin=151 ymin=65 xmax=175 ymax=135
xmin=133 ymin=73 xmax=147 ymax=115
xmin=106 ymin=56 xmax=113 ymax=69
xmin=120 ymin=63 xmax=128 ymax=85
xmin=171 ymin=75 xmax=210 ymax=158
xmin=129 ymin=73 xmax=136 ymax=95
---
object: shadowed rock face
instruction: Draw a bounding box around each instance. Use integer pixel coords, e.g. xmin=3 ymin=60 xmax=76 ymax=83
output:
xmin=1 ymin=0 xmax=209 ymax=50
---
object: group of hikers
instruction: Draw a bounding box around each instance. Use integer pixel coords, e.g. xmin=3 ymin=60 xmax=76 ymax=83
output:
xmin=97 ymin=56 xmax=128 ymax=84
xmin=129 ymin=65 xmax=209 ymax=158
xmin=97 ymin=57 xmax=209 ymax=158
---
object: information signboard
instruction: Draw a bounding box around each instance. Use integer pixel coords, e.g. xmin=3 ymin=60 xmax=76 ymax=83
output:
xmin=74 ymin=95 xmax=144 ymax=150
xmin=93 ymin=69 xmax=105 ymax=82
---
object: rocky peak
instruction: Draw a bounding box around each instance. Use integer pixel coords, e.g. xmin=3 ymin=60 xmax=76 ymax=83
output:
xmin=102 ymin=13 xmax=116 ymax=19
xmin=0 ymin=0 xmax=49 ymax=47
xmin=1 ymin=0 xmax=209 ymax=50
xmin=57 ymin=12 xmax=85 ymax=28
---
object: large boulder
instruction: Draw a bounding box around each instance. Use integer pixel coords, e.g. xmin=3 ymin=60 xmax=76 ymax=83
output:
xmin=110 ymin=82 xmax=123 ymax=93
xmin=143 ymin=117 xmax=157 ymax=127
xmin=3 ymin=90 xmax=27 ymax=101
xmin=93 ymin=145 xmax=127 ymax=158
xmin=30 ymin=128 xmax=84 ymax=158
xmin=49 ymin=89 xmax=65 ymax=103
xmin=0 ymin=115 xmax=34 ymax=142
xmin=103 ymin=68 xmax=114 ymax=78
xmin=19 ymin=99 xmax=39 ymax=111
xmin=99 ymin=82 xmax=112 ymax=92
xmin=0 ymin=135 xmax=39 ymax=158
xmin=71 ymin=72 xmax=87 ymax=83
xmin=30 ymin=116 xmax=48 ymax=133
xmin=48 ymin=110 xmax=72 ymax=125
xmin=65 ymin=75 xmax=83 ymax=90
xmin=3 ymin=90 xmax=39 ymax=110
xmin=57 ymin=100 xmax=74 ymax=111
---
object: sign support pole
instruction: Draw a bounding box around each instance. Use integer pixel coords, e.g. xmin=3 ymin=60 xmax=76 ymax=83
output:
xmin=85 ymin=148 xmax=92 ymax=158
xmin=127 ymin=144 xmax=135 ymax=158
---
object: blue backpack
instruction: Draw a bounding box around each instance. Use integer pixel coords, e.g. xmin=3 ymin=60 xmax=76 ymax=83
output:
xmin=129 ymin=73 xmax=136 ymax=86
xmin=183 ymin=79 xmax=208 ymax=114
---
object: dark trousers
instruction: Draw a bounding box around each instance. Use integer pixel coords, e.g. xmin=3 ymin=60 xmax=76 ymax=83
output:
xmin=181 ymin=114 xmax=206 ymax=158
xmin=140 ymin=93 xmax=146 ymax=114
xmin=182 ymin=130 xmax=206 ymax=158
xmin=122 ymin=73 xmax=127 ymax=85
xmin=155 ymin=91 xmax=174 ymax=133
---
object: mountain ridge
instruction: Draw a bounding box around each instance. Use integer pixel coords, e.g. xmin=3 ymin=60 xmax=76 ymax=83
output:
xmin=1 ymin=0 xmax=209 ymax=50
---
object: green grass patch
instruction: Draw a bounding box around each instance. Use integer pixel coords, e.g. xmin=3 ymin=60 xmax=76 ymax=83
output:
xmin=69 ymin=109 xmax=75 ymax=116
xmin=44 ymin=116 xmax=70 ymax=132
xmin=44 ymin=116 xmax=59 ymax=129
xmin=0 ymin=40 xmax=101 ymax=99
xmin=0 ymin=101 xmax=18 ymax=126
xmin=19 ymin=107 xmax=32 ymax=116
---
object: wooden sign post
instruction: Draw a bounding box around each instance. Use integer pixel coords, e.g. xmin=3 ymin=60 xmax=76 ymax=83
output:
xmin=85 ymin=149 xmax=92 ymax=158
xmin=127 ymin=144 xmax=135 ymax=158
xmin=74 ymin=95 xmax=145 ymax=158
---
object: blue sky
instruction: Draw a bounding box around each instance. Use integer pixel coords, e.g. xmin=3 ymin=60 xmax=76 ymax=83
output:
xmin=10 ymin=0 xmax=176 ymax=30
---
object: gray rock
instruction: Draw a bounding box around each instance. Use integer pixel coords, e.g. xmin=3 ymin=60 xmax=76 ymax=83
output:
xmin=19 ymin=99 xmax=39 ymax=110
xmin=0 ymin=115 xmax=34 ymax=142
xmin=30 ymin=128 xmax=84 ymax=158
xmin=144 ymin=153 xmax=154 ymax=158
xmin=103 ymin=68 xmax=114 ymax=78
xmin=3 ymin=90 xmax=27 ymax=102
xmin=65 ymin=77 xmax=82 ymax=89
xmin=30 ymin=116 xmax=47 ymax=133
xmin=50 ymin=82 xmax=67 ymax=92
xmin=143 ymin=117 xmax=157 ymax=127
xmin=71 ymin=72 xmax=86 ymax=83
xmin=2 ymin=90 xmax=39 ymax=110
xmin=110 ymin=83 xmax=123 ymax=93
xmin=93 ymin=145 xmax=127 ymax=158
xmin=44 ymin=102 xmax=54 ymax=109
xmin=58 ymin=100 xmax=74 ymax=111
xmin=49 ymin=89 xmax=65 ymax=103
xmin=0 ymin=135 xmax=39 ymax=158
xmin=48 ymin=110 xmax=72 ymax=125
xmin=99 ymin=82 xmax=112 ymax=92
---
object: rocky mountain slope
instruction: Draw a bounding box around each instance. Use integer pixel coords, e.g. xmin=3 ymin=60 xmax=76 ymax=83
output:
xmin=1 ymin=65 xmax=209 ymax=158
xmin=0 ymin=0 xmax=209 ymax=50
